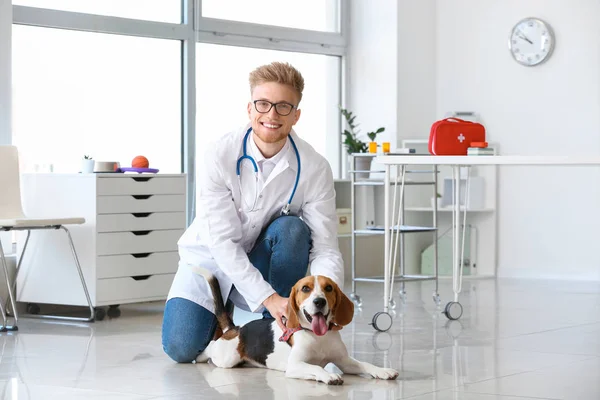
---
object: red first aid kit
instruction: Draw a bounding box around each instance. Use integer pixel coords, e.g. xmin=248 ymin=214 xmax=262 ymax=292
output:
xmin=428 ymin=118 xmax=486 ymax=155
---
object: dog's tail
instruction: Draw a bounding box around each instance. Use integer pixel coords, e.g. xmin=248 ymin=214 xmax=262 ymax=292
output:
xmin=189 ymin=266 xmax=235 ymax=333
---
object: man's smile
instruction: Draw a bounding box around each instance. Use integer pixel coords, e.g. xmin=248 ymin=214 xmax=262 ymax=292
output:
xmin=261 ymin=122 xmax=282 ymax=129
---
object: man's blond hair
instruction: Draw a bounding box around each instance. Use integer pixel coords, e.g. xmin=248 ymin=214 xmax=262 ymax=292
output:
xmin=249 ymin=61 xmax=305 ymax=104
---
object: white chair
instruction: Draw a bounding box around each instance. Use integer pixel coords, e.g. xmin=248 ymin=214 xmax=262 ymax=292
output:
xmin=0 ymin=145 xmax=94 ymax=331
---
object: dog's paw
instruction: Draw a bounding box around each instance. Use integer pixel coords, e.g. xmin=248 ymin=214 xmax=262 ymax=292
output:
xmin=321 ymin=373 xmax=344 ymax=385
xmin=371 ymin=367 xmax=399 ymax=380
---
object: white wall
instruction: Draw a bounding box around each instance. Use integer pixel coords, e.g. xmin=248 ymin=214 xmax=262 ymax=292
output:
xmin=0 ymin=0 xmax=11 ymax=145
xmin=396 ymin=0 xmax=437 ymax=140
xmin=347 ymin=0 xmax=399 ymax=151
xmin=436 ymin=0 xmax=600 ymax=280
xmin=349 ymin=0 xmax=600 ymax=280
xmin=347 ymin=0 xmax=438 ymax=148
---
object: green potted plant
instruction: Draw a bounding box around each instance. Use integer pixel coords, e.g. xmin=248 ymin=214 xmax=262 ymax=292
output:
xmin=81 ymin=154 xmax=94 ymax=174
xmin=340 ymin=106 xmax=385 ymax=179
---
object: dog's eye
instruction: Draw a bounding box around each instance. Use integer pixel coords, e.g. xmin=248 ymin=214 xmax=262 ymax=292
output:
xmin=301 ymin=285 xmax=311 ymax=293
xmin=325 ymin=285 xmax=333 ymax=292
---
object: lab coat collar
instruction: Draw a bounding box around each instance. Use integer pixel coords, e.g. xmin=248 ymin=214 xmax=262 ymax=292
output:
xmin=243 ymin=127 xmax=299 ymax=170
xmin=247 ymin=129 xmax=291 ymax=173
xmin=242 ymin=126 xmax=299 ymax=191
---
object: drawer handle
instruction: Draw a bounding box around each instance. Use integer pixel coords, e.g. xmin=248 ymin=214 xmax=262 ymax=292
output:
xmin=132 ymin=230 xmax=151 ymax=236
xmin=132 ymin=177 xmax=153 ymax=182
xmin=132 ymin=195 xmax=153 ymax=200
xmin=132 ymin=213 xmax=152 ymax=218
xmin=131 ymin=275 xmax=151 ymax=281
xmin=131 ymin=253 xmax=152 ymax=258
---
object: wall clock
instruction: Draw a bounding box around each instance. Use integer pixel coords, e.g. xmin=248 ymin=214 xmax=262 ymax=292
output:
xmin=508 ymin=17 xmax=555 ymax=66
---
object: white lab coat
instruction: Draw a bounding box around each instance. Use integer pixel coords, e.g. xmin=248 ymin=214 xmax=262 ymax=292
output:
xmin=167 ymin=123 xmax=344 ymax=314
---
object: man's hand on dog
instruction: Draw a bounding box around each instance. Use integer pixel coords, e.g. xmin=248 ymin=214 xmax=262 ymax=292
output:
xmin=263 ymin=293 xmax=288 ymax=331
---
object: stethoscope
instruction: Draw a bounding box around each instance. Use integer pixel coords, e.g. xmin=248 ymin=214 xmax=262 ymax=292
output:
xmin=236 ymin=127 xmax=301 ymax=216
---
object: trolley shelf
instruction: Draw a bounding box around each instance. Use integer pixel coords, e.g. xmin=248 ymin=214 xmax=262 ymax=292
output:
xmin=354 ymin=275 xmax=437 ymax=283
xmin=352 ymin=179 xmax=436 ymax=186
xmin=356 ymin=225 xmax=437 ymax=234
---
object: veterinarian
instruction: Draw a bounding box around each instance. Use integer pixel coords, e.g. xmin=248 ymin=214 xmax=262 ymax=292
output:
xmin=162 ymin=61 xmax=345 ymax=363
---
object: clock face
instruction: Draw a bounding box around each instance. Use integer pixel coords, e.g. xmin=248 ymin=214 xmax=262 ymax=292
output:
xmin=509 ymin=18 xmax=555 ymax=66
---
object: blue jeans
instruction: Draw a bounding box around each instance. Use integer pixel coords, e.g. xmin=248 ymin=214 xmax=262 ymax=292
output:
xmin=161 ymin=215 xmax=311 ymax=363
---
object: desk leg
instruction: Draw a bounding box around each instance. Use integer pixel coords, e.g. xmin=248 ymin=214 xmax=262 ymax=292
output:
xmin=383 ymin=164 xmax=390 ymax=313
xmin=453 ymin=166 xmax=461 ymax=303
xmin=444 ymin=165 xmax=469 ymax=320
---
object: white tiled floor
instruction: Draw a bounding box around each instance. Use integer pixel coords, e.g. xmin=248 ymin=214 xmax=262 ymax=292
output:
xmin=1 ymin=278 xmax=599 ymax=399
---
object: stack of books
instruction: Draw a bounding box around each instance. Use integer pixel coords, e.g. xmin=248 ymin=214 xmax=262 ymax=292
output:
xmin=387 ymin=148 xmax=416 ymax=155
xmin=467 ymin=142 xmax=495 ymax=156
xmin=467 ymin=147 xmax=495 ymax=156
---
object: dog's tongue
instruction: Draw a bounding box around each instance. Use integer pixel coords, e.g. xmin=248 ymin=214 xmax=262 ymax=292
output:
xmin=311 ymin=313 xmax=328 ymax=336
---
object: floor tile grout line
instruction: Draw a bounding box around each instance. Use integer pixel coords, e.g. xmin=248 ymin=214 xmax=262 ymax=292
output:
xmin=497 ymin=320 xmax=600 ymax=340
xmin=412 ymin=355 xmax=599 ymax=399
xmin=493 ymin=346 xmax=600 ymax=359
xmin=457 ymin=390 xmax=562 ymax=400
xmin=472 ymin=354 xmax=599 ymax=384
xmin=8 ymin=382 xmax=162 ymax=399
xmin=400 ymin=386 xmax=562 ymax=400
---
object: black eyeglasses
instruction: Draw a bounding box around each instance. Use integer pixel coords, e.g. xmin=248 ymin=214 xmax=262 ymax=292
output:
xmin=253 ymin=100 xmax=296 ymax=116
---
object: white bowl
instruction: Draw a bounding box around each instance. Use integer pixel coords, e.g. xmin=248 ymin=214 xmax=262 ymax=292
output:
xmin=94 ymin=161 xmax=120 ymax=173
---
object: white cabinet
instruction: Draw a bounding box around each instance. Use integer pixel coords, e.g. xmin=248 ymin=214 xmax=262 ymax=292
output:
xmin=16 ymin=173 xmax=186 ymax=310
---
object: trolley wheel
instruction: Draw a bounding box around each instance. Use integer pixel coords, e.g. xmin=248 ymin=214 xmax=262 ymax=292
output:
xmin=26 ymin=303 xmax=40 ymax=315
xmin=94 ymin=307 xmax=106 ymax=321
xmin=107 ymin=305 xmax=121 ymax=318
xmin=433 ymin=293 xmax=441 ymax=306
xmin=443 ymin=302 xmax=463 ymax=320
xmin=370 ymin=311 xmax=393 ymax=332
xmin=350 ymin=293 xmax=363 ymax=307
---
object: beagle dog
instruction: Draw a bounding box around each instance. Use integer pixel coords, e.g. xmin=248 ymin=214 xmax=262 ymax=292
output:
xmin=195 ymin=270 xmax=399 ymax=385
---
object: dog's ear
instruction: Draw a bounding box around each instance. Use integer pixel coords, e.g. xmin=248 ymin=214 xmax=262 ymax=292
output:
xmin=333 ymin=286 xmax=354 ymax=328
xmin=285 ymin=284 xmax=301 ymax=330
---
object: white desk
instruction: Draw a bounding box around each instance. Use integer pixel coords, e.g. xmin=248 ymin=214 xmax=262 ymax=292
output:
xmin=373 ymin=155 xmax=600 ymax=325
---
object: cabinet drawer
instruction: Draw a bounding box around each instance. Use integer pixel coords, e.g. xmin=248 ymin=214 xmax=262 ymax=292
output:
xmin=97 ymin=194 xmax=185 ymax=214
xmin=97 ymin=273 xmax=175 ymax=303
xmin=97 ymin=230 xmax=183 ymax=256
xmin=97 ymin=212 xmax=186 ymax=232
xmin=97 ymin=252 xmax=179 ymax=279
xmin=97 ymin=176 xmax=185 ymax=195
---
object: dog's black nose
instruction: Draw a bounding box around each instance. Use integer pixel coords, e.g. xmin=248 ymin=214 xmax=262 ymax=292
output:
xmin=313 ymin=297 xmax=326 ymax=309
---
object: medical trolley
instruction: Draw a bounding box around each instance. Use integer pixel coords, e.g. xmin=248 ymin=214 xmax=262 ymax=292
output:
xmin=347 ymin=154 xmax=440 ymax=332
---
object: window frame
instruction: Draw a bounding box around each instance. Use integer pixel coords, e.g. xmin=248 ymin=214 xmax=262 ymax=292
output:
xmin=10 ymin=0 xmax=349 ymax=225
xmin=194 ymin=0 xmax=346 ymax=52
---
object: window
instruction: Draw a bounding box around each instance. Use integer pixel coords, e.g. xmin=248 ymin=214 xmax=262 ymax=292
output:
xmin=195 ymin=43 xmax=341 ymax=179
xmin=201 ymin=0 xmax=340 ymax=32
xmin=13 ymin=0 xmax=181 ymax=23
xmin=12 ymin=25 xmax=182 ymax=174
xmin=9 ymin=1 xmax=347 ymax=223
